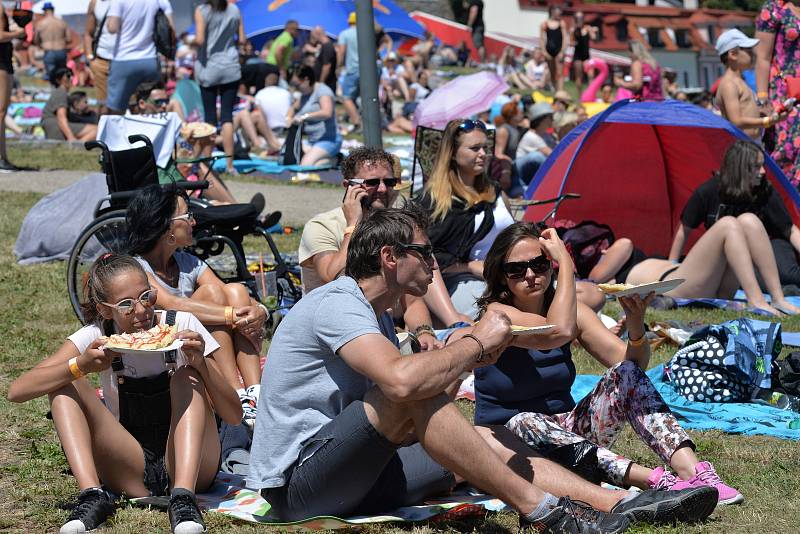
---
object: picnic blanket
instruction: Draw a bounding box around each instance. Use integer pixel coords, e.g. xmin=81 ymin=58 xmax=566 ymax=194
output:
xmin=14 ymin=173 xmax=106 ymax=264
xmin=211 ymin=157 xmax=335 ymax=176
xmin=133 ymin=473 xmax=509 ymax=529
xmin=573 ymin=367 xmax=800 ymax=440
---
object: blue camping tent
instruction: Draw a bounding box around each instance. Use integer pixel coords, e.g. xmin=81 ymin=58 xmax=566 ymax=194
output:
xmin=523 ymin=99 xmax=800 ymax=256
xmin=236 ymin=0 xmax=425 ymax=50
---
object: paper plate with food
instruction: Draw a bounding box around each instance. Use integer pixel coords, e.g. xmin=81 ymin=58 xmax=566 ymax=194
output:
xmin=510 ymin=324 xmax=556 ymax=336
xmin=180 ymin=122 xmax=217 ymax=140
xmin=598 ymin=279 xmax=684 ymax=299
xmin=103 ymin=324 xmax=183 ymax=354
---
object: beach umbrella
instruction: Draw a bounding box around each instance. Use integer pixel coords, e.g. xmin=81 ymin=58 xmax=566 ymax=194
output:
xmin=412 ymin=70 xmax=509 ymax=131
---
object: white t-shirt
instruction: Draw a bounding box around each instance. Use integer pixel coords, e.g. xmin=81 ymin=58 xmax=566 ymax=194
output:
xmin=516 ymin=130 xmax=548 ymax=158
xmin=254 ymin=86 xmax=292 ymax=130
xmin=381 ymin=64 xmax=406 ymax=82
xmin=108 ymin=0 xmax=173 ymax=61
xmin=67 ymin=311 xmax=220 ymax=420
xmin=135 ymin=252 xmax=209 ymax=299
xmin=470 ymin=198 xmax=515 ymax=260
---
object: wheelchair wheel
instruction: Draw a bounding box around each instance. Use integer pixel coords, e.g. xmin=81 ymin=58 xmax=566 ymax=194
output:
xmin=66 ymin=210 xmax=129 ymax=323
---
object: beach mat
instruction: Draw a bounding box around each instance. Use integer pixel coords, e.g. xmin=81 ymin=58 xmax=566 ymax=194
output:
xmin=211 ymin=157 xmax=339 ymax=182
xmin=133 ymin=473 xmax=508 ymax=529
xmin=572 ymin=367 xmax=800 ymax=441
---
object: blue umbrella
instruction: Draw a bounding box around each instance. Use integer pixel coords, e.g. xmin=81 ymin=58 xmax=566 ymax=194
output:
xmin=236 ymin=0 xmax=424 ymax=49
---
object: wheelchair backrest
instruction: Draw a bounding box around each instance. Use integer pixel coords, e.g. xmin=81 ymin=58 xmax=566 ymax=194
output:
xmin=99 ymin=135 xmax=159 ymax=209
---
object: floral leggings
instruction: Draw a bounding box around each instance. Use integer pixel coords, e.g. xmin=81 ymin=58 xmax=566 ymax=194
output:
xmin=506 ymin=360 xmax=693 ymax=486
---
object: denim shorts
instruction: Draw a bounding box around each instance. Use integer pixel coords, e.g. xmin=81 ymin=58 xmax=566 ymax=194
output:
xmin=107 ymin=57 xmax=160 ymax=112
xmin=340 ymin=72 xmax=360 ymax=100
xmin=311 ymin=134 xmax=343 ymax=158
xmin=261 ymin=399 xmax=454 ymax=521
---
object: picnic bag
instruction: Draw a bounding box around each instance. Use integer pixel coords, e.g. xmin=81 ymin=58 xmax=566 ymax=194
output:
xmin=553 ymin=220 xmax=615 ymax=279
xmin=153 ymin=8 xmax=176 ymax=60
xmin=666 ymin=318 xmax=782 ymax=403
xmin=280 ymin=123 xmax=304 ymax=165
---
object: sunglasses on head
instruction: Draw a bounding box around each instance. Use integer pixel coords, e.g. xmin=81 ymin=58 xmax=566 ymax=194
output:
xmin=503 ymin=254 xmax=551 ymax=279
xmin=171 ymin=211 xmax=194 ymax=223
xmin=457 ymin=119 xmax=487 ymax=133
xmin=102 ymin=288 xmax=158 ymax=315
xmin=398 ymin=243 xmax=435 ymax=263
xmin=349 ymin=177 xmax=399 ymax=188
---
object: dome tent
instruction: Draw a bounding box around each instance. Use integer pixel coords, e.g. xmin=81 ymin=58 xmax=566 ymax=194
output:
xmin=523 ymin=100 xmax=800 ymax=257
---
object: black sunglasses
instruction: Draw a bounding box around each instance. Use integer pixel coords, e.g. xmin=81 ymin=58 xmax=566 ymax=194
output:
xmin=350 ymin=177 xmax=399 ymax=188
xmin=457 ymin=119 xmax=487 ymax=133
xmin=398 ymin=243 xmax=434 ymax=263
xmin=503 ymin=254 xmax=551 ymax=278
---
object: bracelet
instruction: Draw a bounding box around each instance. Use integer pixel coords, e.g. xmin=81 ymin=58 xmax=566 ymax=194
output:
xmin=257 ymin=303 xmax=269 ymax=316
xmin=628 ymin=334 xmax=647 ymax=347
xmin=224 ymin=306 xmax=234 ymax=326
xmin=68 ymin=357 xmax=84 ymax=379
xmin=343 ymin=225 xmax=356 ymax=237
xmin=757 ymin=91 xmax=768 ymax=98
xmin=763 ymin=115 xmax=771 ymax=127
xmin=462 ymin=333 xmax=485 ymax=362
xmin=414 ymin=324 xmax=435 ymax=337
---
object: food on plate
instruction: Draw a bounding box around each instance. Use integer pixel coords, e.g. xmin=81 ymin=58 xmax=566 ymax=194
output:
xmin=598 ymin=282 xmax=635 ymax=294
xmin=180 ymin=121 xmax=217 ymax=139
xmin=104 ymin=324 xmax=178 ymax=351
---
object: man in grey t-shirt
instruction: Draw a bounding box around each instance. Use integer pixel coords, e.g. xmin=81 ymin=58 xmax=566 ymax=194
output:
xmin=336 ymin=12 xmax=361 ymax=130
xmin=247 ymin=208 xmax=678 ymax=529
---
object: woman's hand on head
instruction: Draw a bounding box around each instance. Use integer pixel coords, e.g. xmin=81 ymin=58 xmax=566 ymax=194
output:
xmin=77 ymin=338 xmax=115 ymax=374
xmin=538 ymin=228 xmax=570 ymax=264
xmin=177 ymin=330 xmax=206 ymax=371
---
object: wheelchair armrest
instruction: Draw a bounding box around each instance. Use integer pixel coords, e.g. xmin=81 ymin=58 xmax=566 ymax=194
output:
xmin=108 ymin=191 xmax=138 ymax=203
xmin=84 ymin=140 xmax=105 ymax=152
xmin=172 ymin=180 xmax=210 ymax=191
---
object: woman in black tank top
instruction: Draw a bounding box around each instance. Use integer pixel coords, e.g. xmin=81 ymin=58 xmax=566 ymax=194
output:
xmin=0 ymin=10 xmax=25 ymax=172
xmin=540 ymin=5 xmax=568 ymax=91
xmin=571 ymin=11 xmax=597 ymax=94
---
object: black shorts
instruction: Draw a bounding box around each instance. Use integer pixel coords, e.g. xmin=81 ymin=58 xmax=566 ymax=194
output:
xmin=471 ymin=26 xmax=485 ymax=50
xmin=143 ymin=446 xmax=170 ymax=497
xmin=262 ymin=400 xmax=455 ymax=521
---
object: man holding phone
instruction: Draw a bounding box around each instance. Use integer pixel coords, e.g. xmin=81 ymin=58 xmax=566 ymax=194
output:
xmin=299 ymin=147 xmax=470 ymax=350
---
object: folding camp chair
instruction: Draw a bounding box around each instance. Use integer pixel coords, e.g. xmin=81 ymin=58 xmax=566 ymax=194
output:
xmin=173 ymin=79 xmax=205 ymax=123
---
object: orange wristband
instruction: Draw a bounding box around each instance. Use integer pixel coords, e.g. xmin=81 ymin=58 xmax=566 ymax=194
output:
xmin=68 ymin=357 xmax=84 ymax=379
xmin=628 ymin=334 xmax=647 ymax=347
xmin=224 ymin=306 xmax=234 ymax=325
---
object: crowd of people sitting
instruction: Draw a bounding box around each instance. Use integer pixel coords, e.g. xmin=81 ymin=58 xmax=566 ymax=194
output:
xmin=11 ymin=131 xmax=772 ymax=533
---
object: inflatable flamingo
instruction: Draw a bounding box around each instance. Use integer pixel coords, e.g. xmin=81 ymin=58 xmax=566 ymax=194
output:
xmin=580 ymin=58 xmax=608 ymax=103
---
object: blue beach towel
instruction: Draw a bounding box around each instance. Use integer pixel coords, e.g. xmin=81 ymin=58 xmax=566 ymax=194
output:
xmin=570 ymin=366 xmax=800 ymax=441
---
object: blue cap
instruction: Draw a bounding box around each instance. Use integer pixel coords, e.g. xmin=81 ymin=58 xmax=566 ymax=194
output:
xmin=42 ymin=2 xmax=55 ymax=10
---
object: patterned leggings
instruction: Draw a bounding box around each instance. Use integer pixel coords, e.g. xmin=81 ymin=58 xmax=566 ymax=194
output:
xmin=506 ymin=360 xmax=693 ymax=486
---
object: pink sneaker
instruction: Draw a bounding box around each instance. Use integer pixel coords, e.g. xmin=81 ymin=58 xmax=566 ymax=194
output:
xmin=670 ymin=461 xmax=743 ymax=505
xmin=647 ymin=466 xmax=678 ymax=490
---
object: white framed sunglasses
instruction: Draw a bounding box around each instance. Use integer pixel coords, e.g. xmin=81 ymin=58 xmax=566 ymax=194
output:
xmin=102 ymin=288 xmax=158 ymax=315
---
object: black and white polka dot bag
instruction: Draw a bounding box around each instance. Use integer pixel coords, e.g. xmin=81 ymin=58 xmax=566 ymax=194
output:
xmin=666 ymin=319 xmax=781 ymax=403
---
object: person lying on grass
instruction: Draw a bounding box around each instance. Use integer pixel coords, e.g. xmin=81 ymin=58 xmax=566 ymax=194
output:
xmin=248 ymin=206 xmax=719 ymax=533
xmin=7 ymin=254 xmax=242 ymax=534
xmin=464 ymin=221 xmax=742 ymax=506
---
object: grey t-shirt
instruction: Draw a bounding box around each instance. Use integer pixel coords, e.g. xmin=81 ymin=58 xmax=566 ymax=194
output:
xmin=337 ymin=26 xmax=359 ymax=75
xmin=194 ymin=3 xmax=242 ymax=87
xmin=247 ymin=276 xmax=398 ymax=489
xmin=298 ymin=83 xmax=338 ymax=144
xmin=135 ymin=251 xmax=209 ymax=298
xmin=42 ymin=87 xmax=68 ymax=121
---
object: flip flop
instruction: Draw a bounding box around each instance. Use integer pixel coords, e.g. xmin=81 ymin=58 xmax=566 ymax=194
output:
xmin=774 ymin=304 xmax=800 ymax=316
xmin=747 ymin=307 xmax=780 ymax=317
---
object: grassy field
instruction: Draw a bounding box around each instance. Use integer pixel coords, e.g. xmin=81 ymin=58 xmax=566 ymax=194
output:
xmin=1 ymin=191 xmax=799 ymax=533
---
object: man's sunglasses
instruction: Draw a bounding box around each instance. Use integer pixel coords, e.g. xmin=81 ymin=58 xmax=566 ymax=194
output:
xmin=398 ymin=243 xmax=435 ymax=263
xmin=349 ymin=178 xmax=400 ymax=188
xmin=503 ymin=254 xmax=551 ymax=279
xmin=457 ymin=119 xmax=487 ymax=133
xmin=102 ymin=288 xmax=158 ymax=315
xmin=149 ymin=98 xmax=169 ymax=106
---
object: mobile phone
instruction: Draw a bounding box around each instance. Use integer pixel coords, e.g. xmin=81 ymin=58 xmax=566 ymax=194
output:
xmin=343 ymin=179 xmax=366 ymax=203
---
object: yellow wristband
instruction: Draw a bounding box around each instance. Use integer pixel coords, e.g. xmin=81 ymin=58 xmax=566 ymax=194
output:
xmin=68 ymin=357 xmax=84 ymax=379
xmin=757 ymin=91 xmax=768 ymax=98
xmin=763 ymin=116 xmax=771 ymax=127
xmin=343 ymin=225 xmax=356 ymax=237
xmin=628 ymin=334 xmax=647 ymax=347
xmin=224 ymin=306 xmax=234 ymax=325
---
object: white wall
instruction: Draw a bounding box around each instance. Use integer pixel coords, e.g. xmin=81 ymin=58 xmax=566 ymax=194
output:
xmin=482 ymin=0 xmax=547 ymax=39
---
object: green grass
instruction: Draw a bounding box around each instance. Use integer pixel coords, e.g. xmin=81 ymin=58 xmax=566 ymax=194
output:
xmin=1 ymin=191 xmax=799 ymax=533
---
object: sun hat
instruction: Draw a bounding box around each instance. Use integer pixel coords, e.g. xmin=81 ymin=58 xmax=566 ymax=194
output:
xmin=529 ymin=102 xmax=554 ymax=122
xmin=715 ymin=28 xmax=760 ymax=56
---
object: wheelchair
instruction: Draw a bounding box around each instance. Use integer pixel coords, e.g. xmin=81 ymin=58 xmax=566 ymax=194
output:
xmin=66 ymin=134 xmax=302 ymax=324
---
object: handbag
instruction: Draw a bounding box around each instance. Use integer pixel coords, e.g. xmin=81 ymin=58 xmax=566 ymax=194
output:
xmin=280 ymin=123 xmax=304 ymax=165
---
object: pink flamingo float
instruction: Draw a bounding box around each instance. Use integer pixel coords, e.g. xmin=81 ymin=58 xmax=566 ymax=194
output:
xmin=580 ymin=58 xmax=634 ymax=103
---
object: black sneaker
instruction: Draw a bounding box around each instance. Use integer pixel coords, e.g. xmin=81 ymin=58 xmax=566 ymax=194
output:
xmin=0 ymin=160 xmax=20 ymax=173
xmin=60 ymin=487 xmax=116 ymax=533
xmin=611 ymin=487 xmax=718 ymax=524
xmin=250 ymin=192 xmax=265 ymax=215
xmin=519 ymin=497 xmax=630 ymax=533
xmin=168 ymin=488 xmax=206 ymax=534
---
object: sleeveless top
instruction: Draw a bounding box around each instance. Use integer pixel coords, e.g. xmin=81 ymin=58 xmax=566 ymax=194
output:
xmin=573 ymin=27 xmax=591 ymax=61
xmin=638 ymin=62 xmax=663 ymax=101
xmin=474 ymin=343 xmax=577 ymax=426
xmin=545 ymin=25 xmax=563 ymax=55
xmin=500 ymin=123 xmax=521 ymax=160
xmin=93 ymin=0 xmax=116 ymax=60
xmin=194 ymin=3 xmax=242 ymax=87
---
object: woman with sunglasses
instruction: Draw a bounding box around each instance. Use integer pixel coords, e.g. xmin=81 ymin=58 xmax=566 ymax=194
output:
xmin=464 ymin=222 xmax=742 ymax=505
xmin=287 ymin=64 xmax=341 ymax=166
xmin=126 ymin=185 xmax=269 ymax=428
xmin=8 ymin=254 xmax=242 ymax=533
